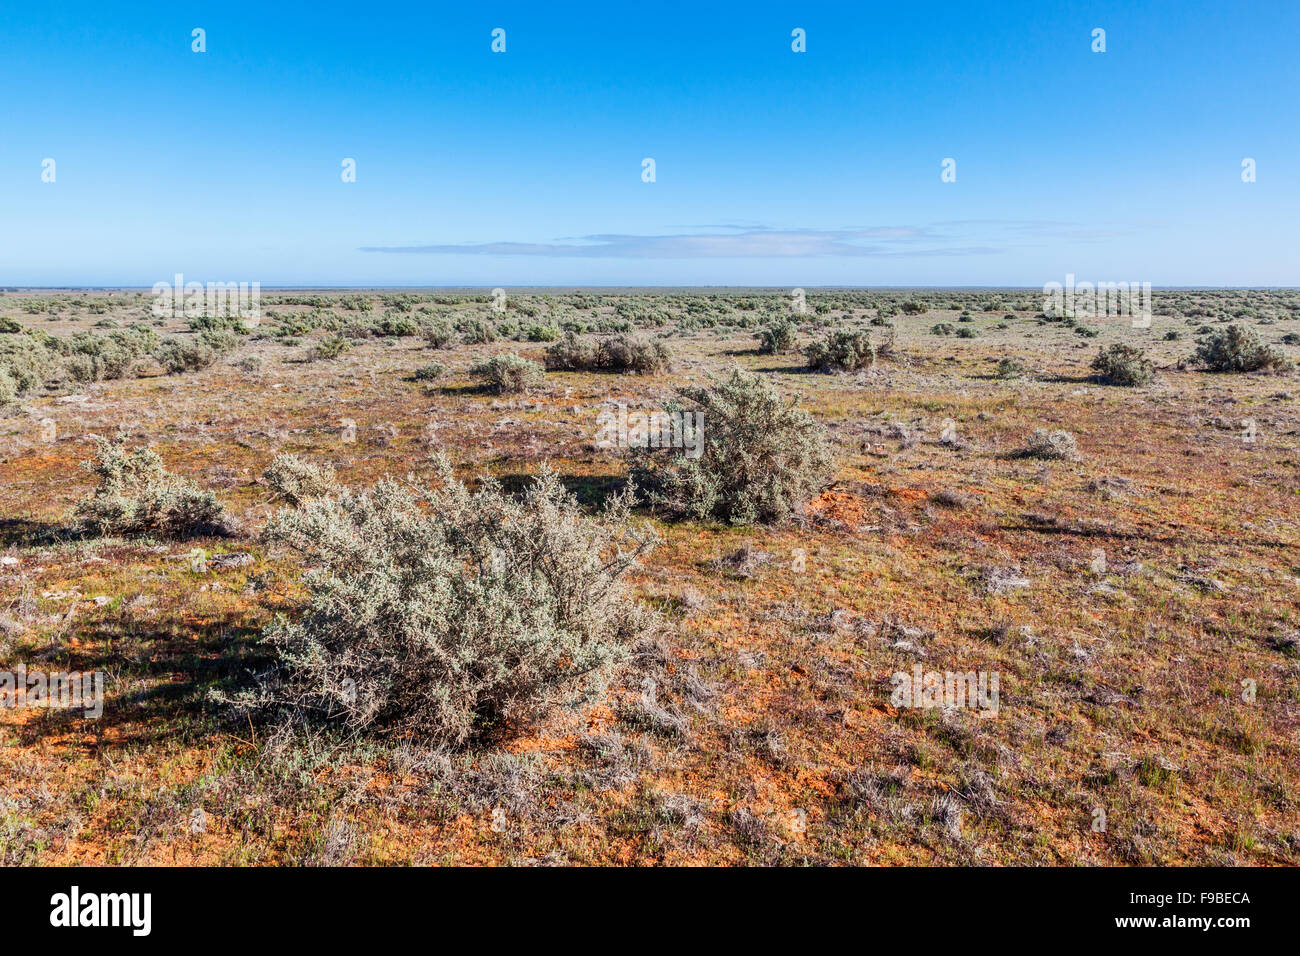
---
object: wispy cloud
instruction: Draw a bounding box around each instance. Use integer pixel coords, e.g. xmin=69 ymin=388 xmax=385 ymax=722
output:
xmin=359 ymin=225 xmax=1006 ymax=259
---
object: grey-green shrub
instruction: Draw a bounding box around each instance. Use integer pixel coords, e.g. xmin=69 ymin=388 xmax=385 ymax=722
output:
xmin=1018 ymin=429 xmax=1079 ymax=461
xmin=238 ymin=458 xmax=661 ymax=743
xmin=263 ymin=454 xmax=338 ymax=508
xmin=755 ymin=320 xmax=796 ymax=355
xmin=631 ymin=367 xmax=834 ymax=524
xmin=458 ymin=317 xmax=498 ymax=344
xmin=545 ymin=332 xmax=671 ymax=374
xmin=312 ymin=335 xmax=350 ymax=361
xmin=422 ymin=321 xmax=455 ymax=349
xmin=413 ymin=361 xmax=446 ymax=382
xmin=545 ymin=332 xmax=597 ymax=371
xmin=471 ymin=352 xmax=545 ymax=394
xmin=154 ymin=329 xmax=237 ymax=374
xmin=0 ymin=334 xmax=59 ymax=396
xmin=805 ymin=328 xmax=890 ymax=371
xmin=995 ymin=357 xmax=1030 ymax=379
xmin=75 ymin=436 xmax=228 ymax=538
xmin=1194 ymin=324 xmax=1292 ymax=373
xmin=1091 ymin=344 xmax=1155 ymax=386
xmin=597 ymin=334 xmax=672 ymax=374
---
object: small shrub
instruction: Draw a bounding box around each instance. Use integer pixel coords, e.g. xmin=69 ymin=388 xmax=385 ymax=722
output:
xmin=522 ymin=324 xmax=561 ymax=342
xmin=422 ymin=321 xmax=456 ymax=349
xmin=458 ymin=318 xmax=498 ymax=344
xmin=1194 ymin=324 xmax=1292 ymax=373
xmin=544 ymin=332 xmax=597 ymax=371
xmin=1018 ymin=429 xmax=1079 ymax=461
xmin=263 ymin=454 xmax=338 ymax=508
xmin=154 ymin=329 xmax=237 ymax=374
xmin=597 ymin=334 xmax=672 ymax=374
xmin=995 ymin=357 xmax=1030 ymax=379
xmin=0 ymin=368 xmax=15 ymax=406
xmin=471 ymin=352 xmax=545 ymax=394
xmin=313 ymin=335 xmax=350 ymax=360
xmin=1091 ymin=344 xmax=1155 ymax=386
xmin=0 ymin=318 xmax=23 ymax=334
xmin=413 ymin=361 xmax=446 ymax=382
xmin=805 ymin=328 xmax=890 ymax=372
xmin=0 ymin=334 xmax=59 ymax=395
xmin=955 ymin=327 xmax=977 ymax=339
xmin=75 ymin=436 xmax=228 ymax=538
xmin=931 ymin=323 xmax=956 ymax=336
xmin=233 ymin=458 xmax=661 ymax=744
xmin=755 ymin=320 xmax=796 ymax=355
xmin=545 ymin=333 xmax=671 ymax=374
xmin=631 ymin=368 xmax=835 ymax=525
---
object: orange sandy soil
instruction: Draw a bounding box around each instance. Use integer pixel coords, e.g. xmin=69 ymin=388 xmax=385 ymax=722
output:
xmin=1 ymin=290 xmax=1297 ymax=865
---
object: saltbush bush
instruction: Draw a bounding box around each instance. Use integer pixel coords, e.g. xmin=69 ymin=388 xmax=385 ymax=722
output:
xmin=1018 ymin=429 xmax=1079 ymax=461
xmin=422 ymin=320 xmax=455 ymax=349
xmin=1091 ymin=344 xmax=1155 ymax=386
xmin=75 ymin=436 xmax=228 ymax=538
xmin=0 ymin=334 xmax=59 ymax=397
xmin=755 ymin=320 xmax=796 ymax=355
xmin=631 ymin=368 xmax=834 ymax=524
xmin=471 ymin=352 xmax=545 ymax=394
xmin=154 ymin=329 xmax=238 ymax=374
xmin=239 ymin=458 xmax=661 ymax=743
xmin=545 ymin=332 xmax=671 ymax=374
xmin=263 ymin=454 xmax=338 ymax=508
xmin=1194 ymin=324 xmax=1292 ymax=373
xmin=995 ymin=357 xmax=1030 ymax=379
xmin=805 ymin=328 xmax=892 ymax=372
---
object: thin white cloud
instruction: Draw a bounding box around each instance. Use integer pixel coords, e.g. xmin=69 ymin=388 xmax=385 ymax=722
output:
xmin=360 ymin=226 xmax=1001 ymax=259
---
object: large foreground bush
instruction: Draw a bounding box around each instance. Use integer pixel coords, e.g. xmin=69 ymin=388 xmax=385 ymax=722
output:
xmin=238 ymin=459 xmax=661 ymax=744
xmin=75 ymin=436 xmax=229 ymax=538
xmin=631 ymin=368 xmax=835 ymax=524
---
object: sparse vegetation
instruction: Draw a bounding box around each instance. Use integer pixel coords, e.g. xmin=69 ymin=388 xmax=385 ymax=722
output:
xmin=3 ymin=286 xmax=1298 ymax=868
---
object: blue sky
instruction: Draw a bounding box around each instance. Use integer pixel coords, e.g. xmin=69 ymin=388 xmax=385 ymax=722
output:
xmin=1 ymin=0 xmax=1296 ymax=287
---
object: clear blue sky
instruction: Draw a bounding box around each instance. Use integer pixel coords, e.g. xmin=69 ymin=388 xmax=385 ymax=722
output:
xmin=1 ymin=0 xmax=1296 ymax=287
